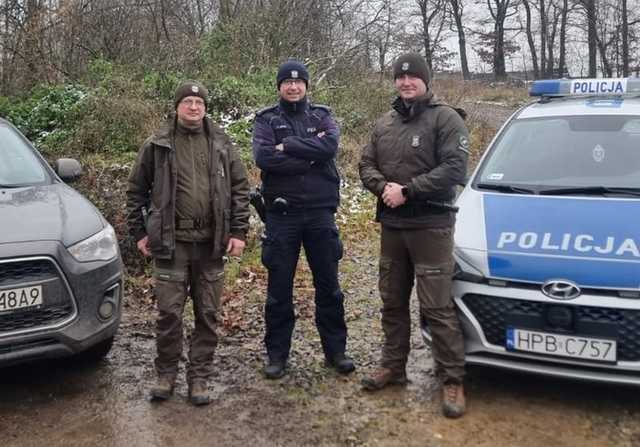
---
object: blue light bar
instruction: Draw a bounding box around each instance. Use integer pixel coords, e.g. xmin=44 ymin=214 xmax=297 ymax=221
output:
xmin=529 ymin=78 xmax=640 ymax=97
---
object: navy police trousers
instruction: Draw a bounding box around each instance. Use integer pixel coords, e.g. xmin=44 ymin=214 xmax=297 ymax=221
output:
xmin=261 ymin=207 xmax=347 ymax=362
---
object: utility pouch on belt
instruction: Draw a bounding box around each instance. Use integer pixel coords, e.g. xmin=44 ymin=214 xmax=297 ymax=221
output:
xmin=249 ymin=186 xmax=266 ymax=222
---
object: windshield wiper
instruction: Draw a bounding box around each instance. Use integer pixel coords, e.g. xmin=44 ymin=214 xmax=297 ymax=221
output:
xmin=0 ymin=184 xmax=22 ymax=189
xmin=539 ymin=186 xmax=640 ymax=197
xmin=476 ymin=183 xmax=537 ymax=194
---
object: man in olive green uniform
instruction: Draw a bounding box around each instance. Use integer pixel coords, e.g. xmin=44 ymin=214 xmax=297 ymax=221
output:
xmin=359 ymin=53 xmax=468 ymax=418
xmin=127 ymin=81 xmax=250 ymax=405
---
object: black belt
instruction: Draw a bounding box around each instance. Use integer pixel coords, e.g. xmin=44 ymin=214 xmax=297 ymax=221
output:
xmin=384 ymin=201 xmax=454 ymax=217
xmin=176 ymin=218 xmax=211 ymax=230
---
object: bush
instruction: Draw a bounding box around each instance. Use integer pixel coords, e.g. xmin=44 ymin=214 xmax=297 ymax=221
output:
xmin=0 ymin=84 xmax=86 ymax=149
xmin=313 ymin=75 xmax=394 ymax=137
xmin=67 ymin=92 xmax=161 ymax=155
xmin=205 ymin=70 xmax=276 ymax=118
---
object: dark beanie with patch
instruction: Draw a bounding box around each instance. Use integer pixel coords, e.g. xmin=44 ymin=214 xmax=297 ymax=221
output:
xmin=174 ymin=80 xmax=209 ymax=109
xmin=276 ymin=60 xmax=309 ymax=88
xmin=392 ymin=53 xmax=431 ymax=85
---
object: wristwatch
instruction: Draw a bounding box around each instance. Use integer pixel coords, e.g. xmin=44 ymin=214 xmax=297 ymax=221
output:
xmin=401 ymin=186 xmax=409 ymax=197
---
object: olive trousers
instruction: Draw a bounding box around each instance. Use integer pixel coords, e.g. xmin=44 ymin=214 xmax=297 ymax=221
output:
xmin=378 ymin=225 xmax=465 ymax=383
xmin=153 ymin=241 xmax=224 ymax=383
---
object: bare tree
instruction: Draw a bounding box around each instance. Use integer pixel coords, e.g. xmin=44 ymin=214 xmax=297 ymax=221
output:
xmin=480 ymin=0 xmax=520 ymax=80
xmin=448 ymin=0 xmax=470 ymax=78
xmin=521 ymin=0 xmax=540 ymax=77
xmin=414 ymin=0 xmax=448 ymax=71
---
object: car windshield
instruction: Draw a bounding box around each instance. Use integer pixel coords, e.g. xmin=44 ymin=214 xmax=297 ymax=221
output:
xmin=476 ymin=115 xmax=640 ymax=194
xmin=0 ymin=124 xmax=49 ymax=187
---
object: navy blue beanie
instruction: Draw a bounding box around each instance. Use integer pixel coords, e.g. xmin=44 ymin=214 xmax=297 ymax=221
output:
xmin=276 ymin=60 xmax=309 ymax=88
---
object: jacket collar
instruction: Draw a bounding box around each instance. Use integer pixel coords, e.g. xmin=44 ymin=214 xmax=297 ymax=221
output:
xmin=150 ymin=114 xmax=215 ymax=149
xmin=279 ymin=96 xmax=309 ymax=115
xmin=392 ymin=91 xmax=440 ymax=122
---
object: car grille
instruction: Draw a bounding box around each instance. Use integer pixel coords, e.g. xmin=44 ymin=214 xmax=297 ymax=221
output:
xmin=0 ymin=258 xmax=74 ymax=333
xmin=461 ymin=294 xmax=640 ymax=361
xmin=0 ymin=259 xmax=58 ymax=287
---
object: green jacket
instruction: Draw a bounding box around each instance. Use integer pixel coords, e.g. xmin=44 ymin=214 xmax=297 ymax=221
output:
xmin=359 ymin=92 xmax=469 ymax=229
xmin=126 ymin=115 xmax=250 ymax=259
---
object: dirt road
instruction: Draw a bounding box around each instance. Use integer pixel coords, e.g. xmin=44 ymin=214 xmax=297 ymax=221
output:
xmin=2 ymin=233 xmax=640 ymax=447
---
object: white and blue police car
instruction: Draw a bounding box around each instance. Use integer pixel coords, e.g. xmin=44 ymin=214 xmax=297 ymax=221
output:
xmin=422 ymin=78 xmax=640 ymax=385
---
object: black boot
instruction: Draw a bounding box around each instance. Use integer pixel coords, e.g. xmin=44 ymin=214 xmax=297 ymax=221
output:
xmin=326 ymin=353 xmax=356 ymax=375
xmin=263 ymin=359 xmax=286 ymax=379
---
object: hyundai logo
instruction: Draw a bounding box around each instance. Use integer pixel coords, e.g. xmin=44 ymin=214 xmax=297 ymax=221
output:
xmin=541 ymin=279 xmax=581 ymax=300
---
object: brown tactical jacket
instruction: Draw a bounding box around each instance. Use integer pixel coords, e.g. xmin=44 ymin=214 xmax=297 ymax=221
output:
xmin=359 ymin=92 xmax=469 ymax=229
xmin=126 ymin=115 xmax=250 ymax=259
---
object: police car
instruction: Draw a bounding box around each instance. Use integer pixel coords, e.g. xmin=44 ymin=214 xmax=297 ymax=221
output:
xmin=422 ymin=78 xmax=640 ymax=385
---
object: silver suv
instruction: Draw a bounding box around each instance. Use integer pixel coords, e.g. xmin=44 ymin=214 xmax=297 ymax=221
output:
xmin=0 ymin=118 xmax=123 ymax=366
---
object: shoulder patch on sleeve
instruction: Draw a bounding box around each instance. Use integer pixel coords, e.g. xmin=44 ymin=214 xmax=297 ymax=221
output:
xmin=310 ymin=104 xmax=331 ymax=113
xmin=255 ymin=104 xmax=278 ymax=117
xmin=458 ymin=134 xmax=471 ymax=154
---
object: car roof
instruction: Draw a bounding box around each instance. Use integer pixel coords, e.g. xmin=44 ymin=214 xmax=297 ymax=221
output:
xmin=518 ymin=95 xmax=640 ymax=119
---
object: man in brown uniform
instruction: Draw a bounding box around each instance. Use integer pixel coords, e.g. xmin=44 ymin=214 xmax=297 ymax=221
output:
xmin=359 ymin=53 xmax=468 ymax=418
xmin=126 ymin=81 xmax=250 ymax=405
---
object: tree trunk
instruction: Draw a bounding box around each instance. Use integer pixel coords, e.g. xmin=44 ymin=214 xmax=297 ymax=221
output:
xmin=522 ymin=0 xmax=539 ymax=79
xmin=585 ymin=0 xmax=597 ymax=77
xmin=558 ymin=0 xmax=568 ymax=77
xmin=622 ymin=0 xmax=629 ymax=76
xmin=539 ymin=0 xmax=547 ymax=77
xmin=419 ymin=1 xmax=433 ymax=71
xmin=449 ymin=0 xmax=470 ymax=79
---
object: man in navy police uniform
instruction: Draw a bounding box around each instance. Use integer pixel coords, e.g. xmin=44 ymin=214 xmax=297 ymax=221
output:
xmin=252 ymin=59 xmax=355 ymax=379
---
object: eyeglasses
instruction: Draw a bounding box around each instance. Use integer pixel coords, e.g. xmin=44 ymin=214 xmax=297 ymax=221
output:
xmin=180 ymin=98 xmax=206 ymax=108
xmin=281 ymin=79 xmax=306 ymax=87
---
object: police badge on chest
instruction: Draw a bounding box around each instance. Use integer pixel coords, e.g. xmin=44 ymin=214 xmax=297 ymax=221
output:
xmin=411 ymin=135 xmax=420 ymax=148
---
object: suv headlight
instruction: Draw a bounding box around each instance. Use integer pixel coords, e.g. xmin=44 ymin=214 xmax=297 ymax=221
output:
xmin=68 ymin=225 xmax=119 ymax=262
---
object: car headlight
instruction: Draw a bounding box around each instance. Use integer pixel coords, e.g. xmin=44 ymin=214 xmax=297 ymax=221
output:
xmin=68 ymin=225 xmax=119 ymax=262
xmin=453 ymin=247 xmax=485 ymax=283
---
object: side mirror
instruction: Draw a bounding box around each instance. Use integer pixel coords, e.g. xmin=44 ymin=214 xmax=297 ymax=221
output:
xmin=54 ymin=158 xmax=83 ymax=183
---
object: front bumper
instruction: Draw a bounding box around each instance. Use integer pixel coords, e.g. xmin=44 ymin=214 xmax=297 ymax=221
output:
xmin=421 ymin=280 xmax=640 ymax=386
xmin=0 ymin=240 xmax=123 ymax=367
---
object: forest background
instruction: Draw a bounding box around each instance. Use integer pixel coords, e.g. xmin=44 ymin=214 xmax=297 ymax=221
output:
xmin=0 ymin=0 xmax=635 ymax=316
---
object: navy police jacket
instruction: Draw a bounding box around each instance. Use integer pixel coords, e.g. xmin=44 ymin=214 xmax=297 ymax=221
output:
xmin=252 ymin=97 xmax=341 ymax=210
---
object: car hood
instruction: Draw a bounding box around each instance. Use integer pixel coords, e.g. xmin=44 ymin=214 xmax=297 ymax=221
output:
xmin=0 ymin=184 xmax=103 ymax=247
xmin=455 ymin=190 xmax=640 ymax=289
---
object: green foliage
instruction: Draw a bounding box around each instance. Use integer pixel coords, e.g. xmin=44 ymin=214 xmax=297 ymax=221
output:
xmin=142 ymin=70 xmax=184 ymax=101
xmin=206 ymin=70 xmax=276 ymax=118
xmin=86 ymin=58 xmax=115 ymax=85
xmin=313 ymin=75 xmax=393 ymax=137
xmin=198 ymin=23 xmax=268 ymax=75
xmin=0 ymin=84 xmax=86 ymax=149
xmin=224 ymin=117 xmax=254 ymax=166
xmin=67 ymin=90 xmax=161 ymax=154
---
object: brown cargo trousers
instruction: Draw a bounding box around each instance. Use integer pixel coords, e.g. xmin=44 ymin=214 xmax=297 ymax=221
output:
xmin=378 ymin=225 xmax=465 ymax=383
xmin=153 ymin=241 xmax=224 ymax=383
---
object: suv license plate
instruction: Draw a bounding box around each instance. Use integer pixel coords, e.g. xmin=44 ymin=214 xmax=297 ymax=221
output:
xmin=0 ymin=285 xmax=43 ymax=312
xmin=506 ymin=327 xmax=617 ymax=363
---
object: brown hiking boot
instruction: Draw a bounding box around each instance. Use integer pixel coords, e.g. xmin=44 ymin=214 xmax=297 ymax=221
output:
xmin=188 ymin=380 xmax=211 ymax=406
xmin=361 ymin=367 xmax=407 ymax=391
xmin=149 ymin=375 xmax=176 ymax=401
xmin=442 ymin=382 xmax=466 ymax=418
